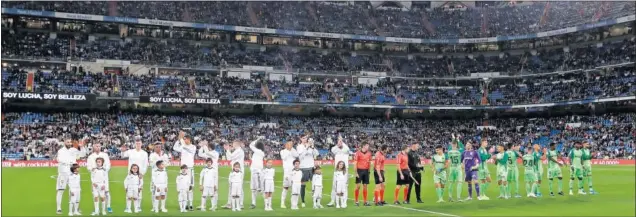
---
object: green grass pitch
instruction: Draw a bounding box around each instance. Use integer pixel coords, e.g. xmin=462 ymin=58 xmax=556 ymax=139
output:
xmin=2 ymin=164 xmax=634 ymax=216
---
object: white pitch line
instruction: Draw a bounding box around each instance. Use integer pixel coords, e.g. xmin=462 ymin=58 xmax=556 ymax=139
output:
xmin=51 ymin=172 xmax=460 ymax=217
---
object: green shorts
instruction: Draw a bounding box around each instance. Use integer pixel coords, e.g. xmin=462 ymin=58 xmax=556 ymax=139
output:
xmin=497 ymin=167 xmax=508 ymax=181
xmin=434 ymin=171 xmax=447 ymax=185
xmin=507 ymin=167 xmax=519 ymax=182
xmin=582 ymin=164 xmax=592 ymax=176
xmin=547 ymin=167 xmax=562 ymax=179
xmin=569 ymin=166 xmax=583 ymax=179
xmin=448 ymin=167 xmax=463 ymax=182
xmin=524 ymin=171 xmax=537 ymax=183
xmin=478 ymin=166 xmax=490 ymax=180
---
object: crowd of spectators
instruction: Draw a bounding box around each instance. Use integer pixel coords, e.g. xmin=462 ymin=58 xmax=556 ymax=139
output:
xmin=2 ymin=112 xmax=634 ymax=161
xmin=2 ymin=1 xmax=634 ymax=38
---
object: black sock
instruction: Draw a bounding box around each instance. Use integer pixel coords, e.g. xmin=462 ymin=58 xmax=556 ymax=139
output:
xmin=300 ymin=184 xmax=306 ymax=203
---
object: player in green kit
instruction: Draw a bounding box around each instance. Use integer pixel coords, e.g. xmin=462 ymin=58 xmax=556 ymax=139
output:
xmin=432 ymin=145 xmax=449 ymax=203
xmin=582 ymin=141 xmax=598 ymax=195
xmin=446 ymin=137 xmax=464 ymax=202
xmin=546 ymin=142 xmax=565 ymax=196
xmin=505 ymin=144 xmax=522 ymax=198
xmin=477 ymin=140 xmax=491 ymax=200
xmin=522 ymin=148 xmax=539 ymax=198
xmin=568 ymin=141 xmax=586 ymax=195
xmin=532 ymin=144 xmax=546 ymax=197
xmin=494 ymin=144 xmax=509 ymax=199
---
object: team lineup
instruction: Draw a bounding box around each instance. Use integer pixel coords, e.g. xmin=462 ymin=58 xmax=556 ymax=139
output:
xmin=53 ymin=132 xmax=599 ymax=216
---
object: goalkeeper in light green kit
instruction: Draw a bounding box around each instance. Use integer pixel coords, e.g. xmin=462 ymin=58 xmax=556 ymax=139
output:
xmin=568 ymin=141 xmax=586 ymax=195
xmin=582 ymin=141 xmax=598 ymax=195
xmin=506 ymin=143 xmax=522 ymax=198
xmin=522 ymin=147 xmax=539 ymax=198
xmin=446 ymin=135 xmax=464 ymax=202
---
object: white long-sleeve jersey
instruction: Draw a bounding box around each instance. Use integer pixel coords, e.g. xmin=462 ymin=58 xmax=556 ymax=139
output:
xmin=91 ymin=168 xmax=109 ymax=189
xmin=57 ymin=147 xmax=86 ymax=175
xmin=176 ymin=174 xmax=191 ymax=191
xmin=229 ymin=171 xmax=243 ymax=184
xmin=296 ymin=144 xmax=319 ymax=169
xmin=68 ymin=173 xmax=82 ymax=191
xmin=122 ymin=149 xmax=149 ymax=174
xmin=312 ymin=174 xmax=323 ymax=187
xmin=331 ymin=144 xmax=351 ymax=167
xmin=173 ymin=139 xmax=197 ymax=168
xmin=152 ymin=169 xmax=168 ymax=187
xmin=249 ymin=140 xmax=265 ymax=170
xmin=87 ymin=152 xmax=111 ymax=172
xmin=227 ymin=148 xmax=245 ymax=171
xmin=291 ymin=169 xmax=303 ymax=184
xmin=149 ymin=152 xmax=171 ymax=171
xmin=199 ymin=167 xmax=218 ymax=187
xmin=263 ymin=167 xmax=275 ymax=181
xmin=197 ymin=146 xmax=219 ymax=171
xmin=280 ymin=148 xmax=298 ymax=173
xmin=124 ymin=174 xmax=143 ymax=190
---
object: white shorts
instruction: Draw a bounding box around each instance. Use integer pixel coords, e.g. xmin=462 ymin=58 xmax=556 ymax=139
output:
xmin=202 ymin=186 xmax=216 ymax=197
xmin=283 ymin=172 xmax=292 ymax=188
xmin=56 ymin=173 xmax=69 ymax=190
xmin=335 ymin=181 xmax=347 ymax=194
xmin=178 ymin=190 xmax=188 ymax=202
xmin=291 ymin=183 xmax=302 ymax=195
xmin=69 ymin=189 xmax=81 ymax=203
xmin=153 ymin=185 xmax=167 ymax=197
xmin=230 ymin=182 xmax=243 ymax=197
xmin=250 ymin=169 xmax=263 ymax=191
xmin=263 ymin=180 xmax=275 ymax=193
xmin=313 ymin=186 xmax=322 ymax=198
xmin=92 ymin=185 xmax=107 ymax=198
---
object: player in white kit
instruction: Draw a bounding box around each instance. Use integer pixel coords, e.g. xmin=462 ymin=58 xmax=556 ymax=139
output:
xmin=197 ymin=140 xmax=219 ymax=210
xmin=199 ymin=158 xmax=218 ymax=211
xmin=124 ymin=164 xmax=143 ymax=213
xmin=90 ymin=158 xmax=109 ymax=216
xmin=56 ymin=139 xmax=87 ymax=215
xmin=86 ymin=143 xmax=112 ymax=214
xmin=177 ymin=165 xmax=192 ymax=213
xmin=280 ymin=141 xmax=298 ymax=208
xmin=327 ymin=137 xmax=351 ymax=207
xmin=152 ymin=161 xmax=168 ymax=213
xmin=296 ymin=135 xmax=319 ymax=207
xmin=290 ymin=160 xmax=303 ymax=210
xmin=224 ymin=140 xmax=245 ymax=209
xmin=68 ymin=164 xmax=82 ymax=216
xmin=312 ymin=166 xmax=324 ymax=209
xmin=262 ymin=160 xmax=276 ymax=211
xmin=249 ymin=137 xmax=267 ymax=209
xmin=120 ymin=137 xmax=148 ymax=211
xmin=172 ymin=133 xmax=197 ymax=211
xmin=148 ymin=144 xmax=170 ymax=212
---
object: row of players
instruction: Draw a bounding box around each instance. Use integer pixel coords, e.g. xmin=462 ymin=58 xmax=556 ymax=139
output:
xmin=53 ymin=133 xmax=598 ymax=216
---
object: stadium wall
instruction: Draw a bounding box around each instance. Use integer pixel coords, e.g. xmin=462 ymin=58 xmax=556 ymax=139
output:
xmin=3 ymin=159 xmax=634 ymax=168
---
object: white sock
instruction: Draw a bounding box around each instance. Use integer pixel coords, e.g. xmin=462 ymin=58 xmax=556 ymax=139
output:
xmin=341 ymin=196 xmax=346 ymax=207
xmin=56 ymin=190 xmax=64 ymax=210
xmin=161 ymin=199 xmax=166 ymax=210
xmin=201 ymin=197 xmax=206 ymax=209
xmin=252 ymin=190 xmax=257 ymax=205
xmin=126 ymin=199 xmax=131 ymax=210
xmin=179 ymin=201 xmax=184 ymax=211
xmin=211 ymin=196 xmax=217 ymax=209
xmin=102 ymin=201 xmax=106 ymax=213
xmin=240 ymin=193 xmax=244 ymax=207
xmin=134 ymin=200 xmax=140 ymax=212
xmin=94 ymin=201 xmax=99 ymax=213
xmin=292 ymin=195 xmax=298 ymax=208
xmin=69 ymin=202 xmax=74 ymax=214
xmin=232 ymin=198 xmax=238 ymax=210
xmin=281 ymin=189 xmax=287 ymax=206
xmin=75 ymin=202 xmax=80 ymax=213
xmin=153 ymin=199 xmax=159 ymax=211
xmin=106 ymin=192 xmax=111 ymax=208
xmin=316 ymin=197 xmax=321 ymax=206
xmin=263 ymin=196 xmax=268 ymax=208
xmin=188 ymin=191 xmax=194 ymax=206
xmin=335 ymin=196 xmax=340 ymax=206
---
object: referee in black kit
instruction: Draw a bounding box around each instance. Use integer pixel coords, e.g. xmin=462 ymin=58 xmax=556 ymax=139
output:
xmin=405 ymin=141 xmax=424 ymax=204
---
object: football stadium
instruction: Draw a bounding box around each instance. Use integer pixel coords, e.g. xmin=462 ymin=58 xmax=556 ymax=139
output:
xmin=1 ymin=1 xmax=635 ymax=216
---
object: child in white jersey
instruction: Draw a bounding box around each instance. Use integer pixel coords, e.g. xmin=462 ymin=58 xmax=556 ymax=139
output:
xmin=177 ymin=165 xmax=192 ymax=212
xmin=68 ymin=164 xmax=82 ymax=216
xmin=91 ymin=158 xmax=109 ymax=216
xmin=312 ymin=166 xmax=324 ymax=209
xmin=152 ymin=160 xmax=168 ymax=213
xmin=290 ymin=160 xmax=303 ymax=210
xmin=262 ymin=159 xmax=276 ymax=211
xmin=334 ymin=161 xmax=348 ymax=208
xmin=229 ymin=162 xmax=244 ymax=211
xmin=124 ymin=164 xmax=143 ymax=213
xmin=199 ymin=158 xmax=218 ymax=211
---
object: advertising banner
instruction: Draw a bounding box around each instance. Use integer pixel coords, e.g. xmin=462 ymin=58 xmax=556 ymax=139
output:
xmin=1 ymin=92 xmax=96 ymax=101
xmin=139 ymin=96 xmax=229 ymax=105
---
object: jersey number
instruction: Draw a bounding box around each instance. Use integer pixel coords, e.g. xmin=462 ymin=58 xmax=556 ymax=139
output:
xmin=450 ymin=156 xmax=460 ymax=164
xmin=523 ymin=159 xmax=533 ymax=167
xmin=507 ymin=157 xmax=513 ymax=165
